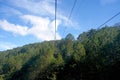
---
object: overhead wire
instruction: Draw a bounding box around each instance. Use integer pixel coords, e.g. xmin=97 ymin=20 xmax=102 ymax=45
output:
xmin=88 ymin=11 xmax=120 ymax=38
xmin=62 ymin=0 xmax=78 ymax=38
xmin=97 ymin=11 xmax=120 ymax=29
xmin=75 ymin=0 xmax=84 ymax=19
xmin=55 ymin=0 xmax=57 ymax=40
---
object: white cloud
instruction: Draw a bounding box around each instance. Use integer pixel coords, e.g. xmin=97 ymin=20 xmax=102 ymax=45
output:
xmin=3 ymin=0 xmax=77 ymax=28
xmin=7 ymin=0 xmax=55 ymax=17
xmin=0 ymin=0 xmax=78 ymax=41
xmin=0 ymin=20 xmax=28 ymax=36
xmin=0 ymin=15 xmax=61 ymax=41
xmin=100 ymin=0 xmax=118 ymax=5
xmin=22 ymin=15 xmax=61 ymax=40
xmin=0 ymin=41 xmax=17 ymax=51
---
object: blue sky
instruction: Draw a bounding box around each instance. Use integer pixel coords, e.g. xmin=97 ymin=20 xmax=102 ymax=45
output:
xmin=0 ymin=0 xmax=120 ymax=51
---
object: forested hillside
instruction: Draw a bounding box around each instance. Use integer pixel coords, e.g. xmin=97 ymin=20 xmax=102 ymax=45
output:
xmin=0 ymin=25 xmax=120 ymax=80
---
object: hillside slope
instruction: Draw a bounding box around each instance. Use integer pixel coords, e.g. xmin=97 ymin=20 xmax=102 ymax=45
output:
xmin=0 ymin=25 xmax=120 ymax=80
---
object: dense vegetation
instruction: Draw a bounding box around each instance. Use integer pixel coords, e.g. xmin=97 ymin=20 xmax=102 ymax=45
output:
xmin=0 ymin=24 xmax=120 ymax=80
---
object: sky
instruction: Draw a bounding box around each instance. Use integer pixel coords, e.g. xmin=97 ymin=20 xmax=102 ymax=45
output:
xmin=0 ymin=0 xmax=120 ymax=51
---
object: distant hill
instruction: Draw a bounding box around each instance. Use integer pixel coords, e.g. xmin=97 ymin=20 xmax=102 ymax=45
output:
xmin=0 ymin=24 xmax=120 ymax=80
